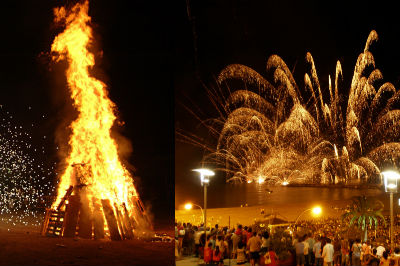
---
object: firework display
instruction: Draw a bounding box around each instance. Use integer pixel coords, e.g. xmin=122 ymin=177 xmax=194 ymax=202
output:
xmin=182 ymin=30 xmax=400 ymax=186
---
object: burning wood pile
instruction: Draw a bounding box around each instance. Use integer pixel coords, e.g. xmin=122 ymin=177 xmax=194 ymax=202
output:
xmin=41 ymin=1 xmax=152 ymax=240
xmin=41 ymin=164 xmax=152 ymax=240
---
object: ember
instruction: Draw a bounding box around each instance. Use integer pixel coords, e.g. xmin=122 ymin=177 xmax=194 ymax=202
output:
xmin=42 ymin=1 xmax=151 ymax=240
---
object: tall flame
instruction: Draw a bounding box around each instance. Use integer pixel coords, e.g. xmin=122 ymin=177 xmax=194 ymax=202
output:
xmin=50 ymin=1 xmax=141 ymax=227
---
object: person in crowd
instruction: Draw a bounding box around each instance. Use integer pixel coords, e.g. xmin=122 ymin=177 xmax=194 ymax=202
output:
xmin=389 ymin=247 xmax=400 ymax=266
xmin=211 ymin=224 xmax=219 ymax=235
xmin=210 ymin=235 xmax=217 ymax=250
xmin=193 ymin=226 xmax=202 ymax=257
xmin=303 ymin=235 xmax=310 ymax=266
xmin=242 ymin=226 xmax=248 ymax=245
xmin=226 ymin=229 xmax=234 ymax=259
xmin=295 ymin=235 xmax=306 ymax=266
xmin=380 ymin=251 xmax=390 ymax=266
xmin=306 ymin=233 xmax=315 ymax=266
xmin=293 ymin=234 xmax=299 ymax=246
xmin=236 ymin=225 xmax=243 ymax=243
xmin=205 ymin=234 xmax=212 ymax=251
xmin=199 ymin=232 xmax=206 ymax=259
xmin=313 ymin=236 xmax=323 ymax=266
xmin=322 ymin=238 xmax=334 ymax=266
xmin=177 ymin=222 xmax=185 ymax=255
xmin=232 ymin=228 xmax=240 ymax=259
xmin=351 ymin=238 xmax=362 ymax=266
xmin=213 ymin=246 xmax=223 ymax=266
xmin=365 ymin=248 xmax=380 ymax=266
xmin=376 ymin=242 xmax=385 ymax=258
xmin=247 ymin=227 xmax=253 ymax=245
xmin=261 ymin=231 xmax=270 ymax=253
xmin=175 ymin=215 xmax=400 ymax=265
xmin=247 ymin=231 xmax=262 ymax=266
xmin=204 ymin=242 xmax=213 ymax=264
xmin=333 ymin=237 xmax=341 ymax=266
xmin=175 ymin=236 xmax=179 ymax=260
xmin=216 ymin=235 xmax=227 ymax=262
xmin=184 ymin=223 xmax=194 ymax=256
xmin=340 ymin=238 xmax=350 ymax=266
xmin=264 ymin=245 xmax=278 ymax=266
xmin=236 ymin=242 xmax=247 ymax=265
xmin=362 ymin=240 xmax=372 ymax=264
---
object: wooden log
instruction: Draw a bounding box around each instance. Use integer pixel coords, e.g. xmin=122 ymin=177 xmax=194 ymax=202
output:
xmin=92 ymin=199 xmax=104 ymax=239
xmin=135 ymin=197 xmax=153 ymax=230
xmin=41 ymin=209 xmax=51 ymax=236
xmin=122 ymin=203 xmax=134 ymax=239
xmin=101 ymin=199 xmax=121 ymax=241
xmin=57 ymin=186 xmax=74 ymax=211
xmin=63 ymin=195 xmax=80 ymax=238
xmin=114 ymin=204 xmax=126 ymax=239
xmin=78 ymin=190 xmax=92 ymax=239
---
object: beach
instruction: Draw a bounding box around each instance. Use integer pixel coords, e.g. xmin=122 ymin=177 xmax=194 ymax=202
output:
xmin=175 ymin=198 xmax=353 ymax=227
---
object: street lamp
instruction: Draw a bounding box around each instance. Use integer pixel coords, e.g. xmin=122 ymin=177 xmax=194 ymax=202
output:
xmin=382 ymin=170 xmax=400 ymax=252
xmin=294 ymin=206 xmax=322 ymax=225
xmin=192 ymin=168 xmax=215 ymax=231
xmin=192 ymin=168 xmax=214 ymax=262
xmin=184 ymin=202 xmax=205 ymax=224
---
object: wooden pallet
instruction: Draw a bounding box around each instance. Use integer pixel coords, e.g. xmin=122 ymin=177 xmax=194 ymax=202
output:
xmin=42 ymin=185 xmax=147 ymax=240
xmin=43 ymin=209 xmax=65 ymax=237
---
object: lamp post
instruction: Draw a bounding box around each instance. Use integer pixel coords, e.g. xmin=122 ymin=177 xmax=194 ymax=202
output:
xmin=192 ymin=168 xmax=215 ymax=232
xmin=382 ymin=170 xmax=399 ymax=252
xmin=184 ymin=202 xmax=205 ymax=224
xmin=294 ymin=206 xmax=322 ymax=225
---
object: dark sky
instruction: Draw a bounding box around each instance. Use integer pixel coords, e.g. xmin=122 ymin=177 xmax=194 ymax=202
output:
xmin=175 ymin=0 xmax=400 ymax=208
xmin=0 ymin=1 xmax=174 ymax=225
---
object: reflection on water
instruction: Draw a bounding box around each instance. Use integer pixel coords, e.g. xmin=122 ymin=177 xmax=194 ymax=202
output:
xmin=182 ymin=183 xmax=384 ymax=209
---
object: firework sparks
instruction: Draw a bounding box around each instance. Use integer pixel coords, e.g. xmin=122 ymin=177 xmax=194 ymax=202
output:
xmin=180 ymin=30 xmax=400 ymax=186
xmin=0 ymin=108 xmax=55 ymax=226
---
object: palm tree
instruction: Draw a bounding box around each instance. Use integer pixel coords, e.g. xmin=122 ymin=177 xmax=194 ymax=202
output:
xmin=341 ymin=196 xmax=386 ymax=242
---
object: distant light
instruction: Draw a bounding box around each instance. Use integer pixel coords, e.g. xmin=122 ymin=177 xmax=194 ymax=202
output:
xmin=282 ymin=181 xmax=289 ymax=186
xmin=192 ymin=169 xmax=215 ymax=176
xmin=312 ymin=206 xmax=322 ymax=216
xmin=258 ymin=177 xmax=265 ymax=184
xmin=193 ymin=168 xmax=215 ymax=185
xmin=247 ymin=180 xmax=253 ymax=184
xmin=382 ymin=171 xmax=400 ymax=182
xmin=184 ymin=203 xmax=193 ymax=210
xmin=382 ymin=171 xmax=400 ymax=193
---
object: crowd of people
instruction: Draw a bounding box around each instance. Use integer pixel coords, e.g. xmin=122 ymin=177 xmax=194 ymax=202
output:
xmin=175 ymin=215 xmax=400 ymax=266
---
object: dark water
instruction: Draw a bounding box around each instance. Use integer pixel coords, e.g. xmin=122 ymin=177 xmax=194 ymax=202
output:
xmin=176 ymin=183 xmax=386 ymax=209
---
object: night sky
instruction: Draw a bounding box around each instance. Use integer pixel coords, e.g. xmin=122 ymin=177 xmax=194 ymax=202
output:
xmin=0 ymin=1 xmax=173 ymax=225
xmin=175 ymin=0 xmax=400 ymax=208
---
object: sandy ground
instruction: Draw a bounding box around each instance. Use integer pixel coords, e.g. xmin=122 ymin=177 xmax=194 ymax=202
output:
xmin=0 ymin=222 xmax=174 ymax=266
xmin=175 ymin=198 xmax=354 ymax=227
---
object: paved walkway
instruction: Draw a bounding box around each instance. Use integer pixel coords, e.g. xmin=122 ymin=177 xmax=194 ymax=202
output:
xmin=175 ymin=255 xmax=251 ymax=266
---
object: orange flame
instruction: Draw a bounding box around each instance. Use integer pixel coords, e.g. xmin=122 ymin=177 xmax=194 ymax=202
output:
xmin=50 ymin=1 xmax=145 ymax=231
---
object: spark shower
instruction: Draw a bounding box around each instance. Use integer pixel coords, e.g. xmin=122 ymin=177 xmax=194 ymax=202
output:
xmin=180 ymin=30 xmax=400 ymax=186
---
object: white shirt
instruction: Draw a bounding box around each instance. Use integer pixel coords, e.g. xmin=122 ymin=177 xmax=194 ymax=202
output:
xmin=322 ymin=243 xmax=334 ymax=262
xmin=194 ymin=231 xmax=202 ymax=245
xmin=303 ymin=241 xmax=309 ymax=255
xmin=313 ymin=242 xmax=322 ymax=258
xmin=376 ymin=246 xmax=385 ymax=257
